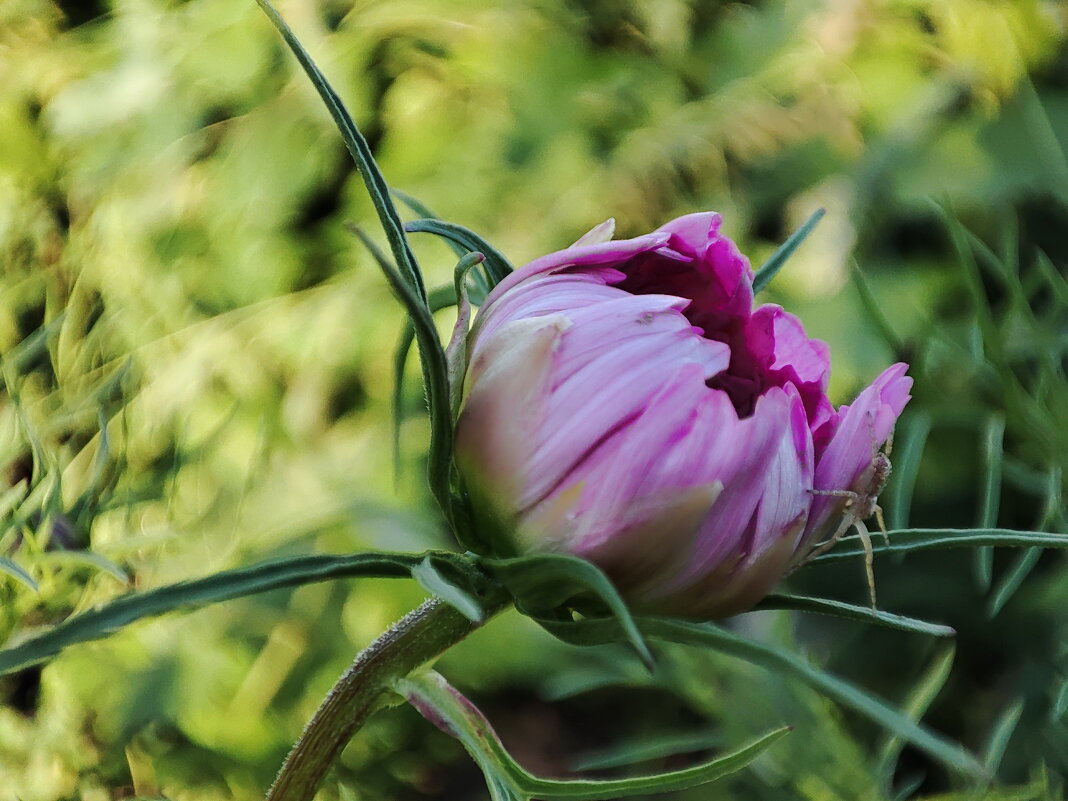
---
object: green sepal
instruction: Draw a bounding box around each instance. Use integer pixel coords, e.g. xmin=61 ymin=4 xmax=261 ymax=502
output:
xmin=396 ymin=669 xmax=789 ymax=800
xmin=479 ymin=552 xmax=655 ymax=671
xmin=446 ymin=252 xmax=486 ymax=417
xmin=348 ymin=226 xmax=454 ymax=520
xmin=533 ymin=614 xmax=985 ymax=778
xmin=410 ymin=552 xmax=495 ymax=623
xmin=406 ymin=219 xmax=514 ymax=287
xmin=752 ymin=208 xmax=825 ymax=294
xmin=755 ymin=593 xmax=955 ymax=637
xmin=0 ymin=550 xmax=452 ymax=676
xmin=806 ymin=527 xmax=1068 ymax=565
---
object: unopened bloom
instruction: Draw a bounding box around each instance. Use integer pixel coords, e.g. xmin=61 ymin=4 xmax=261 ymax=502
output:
xmin=455 ymin=213 xmax=911 ymax=618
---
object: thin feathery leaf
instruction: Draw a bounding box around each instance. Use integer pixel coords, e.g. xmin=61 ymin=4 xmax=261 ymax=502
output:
xmin=397 ymin=669 xmax=789 ymax=800
xmin=536 ymin=615 xmax=983 ymax=777
xmin=348 ymin=226 xmax=453 ymax=518
xmin=808 ymin=528 xmax=1068 ymax=564
xmin=253 ymin=0 xmax=426 ymax=301
xmin=0 ymin=551 xmax=428 ymax=676
xmin=392 ymin=284 xmax=458 ymax=481
xmin=756 ymin=593 xmax=954 ymax=637
xmin=406 ymin=219 xmax=514 ymax=287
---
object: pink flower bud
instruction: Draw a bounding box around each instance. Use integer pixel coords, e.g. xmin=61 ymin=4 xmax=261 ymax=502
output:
xmin=455 ymin=213 xmax=911 ymax=618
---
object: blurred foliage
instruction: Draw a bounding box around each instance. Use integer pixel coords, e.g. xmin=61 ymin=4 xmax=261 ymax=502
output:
xmin=0 ymin=0 xmax=1066 ymax=799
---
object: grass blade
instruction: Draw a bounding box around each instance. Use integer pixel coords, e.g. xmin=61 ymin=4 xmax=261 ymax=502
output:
xmin=875 ymin=645 xmax=956 ymax=787
xmin=973 ymin=699 xmax=1025 ymax=797
xmin=988 ymin=467 xmax=1062 ymax=617
xmin=0 ymin=557 xmax=38 ymax=592
xmin=885 ymin=412 xmax=931 ymax=530
xmin=752 ymin=208 xmax=825 ymax=294
xmin=975 ymin=414 xmax=1006 ymax=592
xmin=851 ymin=263 xmax=906 ymax=356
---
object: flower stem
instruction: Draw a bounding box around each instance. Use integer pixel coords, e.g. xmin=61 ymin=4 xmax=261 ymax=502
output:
xmin=267 ymin=596 xmax=506 ymax=801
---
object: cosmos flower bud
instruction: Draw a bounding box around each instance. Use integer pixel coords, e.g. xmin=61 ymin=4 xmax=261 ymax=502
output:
xmin=454 ymin=213 xmax=911 ymax=619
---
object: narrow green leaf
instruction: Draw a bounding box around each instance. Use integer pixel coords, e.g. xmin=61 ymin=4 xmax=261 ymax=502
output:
xmin=1051 ymin=677 xmax=1068 ymax=722
xmin=536 ymin=615 xmax=984 ymax=778
xmin=0 ymin=313 xmax=66 ymax=380
xmin=253 ymin=0 xmax=427 ymax=301
xmin=975 ymin=414 xmax=1006 ymax=592
xmin=392 ymin=284 xmax=458 ymax=480
xmin=0 ymin=551 xmax=426 ymax=675
xmin=851 ymin=263 xmax=906 ymax=356
xmin=482 ymin=553 xmax=655 ymax=671
xmin=348 ymin=226 xmax=453 ymax=518
xmin=756 ymin=593 xmax=955 ymax=637
xmin=524 ymin=728 xmax=789 ymax=799
xmin=988 ymin=467 xmax=1061 ymax=617
xmin=1017 ymin=77 xmax=1068 ymax=204
xmin=256 ymin=0 xmax=460 ymax=519
xmin=406 ymin=219 xmax=514 ymax=286
xmin=808 ymin=528 xmax=1068 ymax=565
xmin=752 ymin=208 xmax=825 ymax=294
xmin=1034 ymin=249 xmax=1068 ymax=309
xmin=43 ymin=550 xmax=129 ymax=583
xmin=885 ymin=412 xmax=931 ymax=531
xmin=411 ymin=556 xmax=483 ymax=622
xmin=392 ymin=189 xmax=451 ymax=232
xmin=0 ymin=558 xmax=38 ymax=592
xmin=939 ymin=203 xmax=1006 ymax=370
xmin=875 ymin=645 xmax=956 ymax=788
xmin=988 ymin=548 xmax=1042 ymax=618
xmin=892 ymin=773 xmax=927 ymax=801
xmin=397 ymin=669 xmax=789 ymax=800
xmin=974 ymin=699 xmax=1025 ymax=797
xmin=572 ymin=729 xmax=723 ymax=772
xmin=393 ymin=192 xmax=493 ymax=298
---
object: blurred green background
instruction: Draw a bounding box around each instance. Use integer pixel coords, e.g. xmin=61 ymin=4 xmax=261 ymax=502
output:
xmin=1 ymin=0 xmax=1067 ymax=799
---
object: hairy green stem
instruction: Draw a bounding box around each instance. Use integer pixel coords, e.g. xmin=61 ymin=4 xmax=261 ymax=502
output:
xmin=267 ymin=596 xmax=505 ymax=801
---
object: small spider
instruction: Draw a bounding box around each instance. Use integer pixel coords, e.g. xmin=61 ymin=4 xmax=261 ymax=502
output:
xmin=805 ymin=418 xmax=894 ymax=609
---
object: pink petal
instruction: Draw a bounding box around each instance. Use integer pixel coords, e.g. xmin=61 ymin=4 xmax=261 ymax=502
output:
xmin=802 ymin=363 xmax=912 ymax=545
